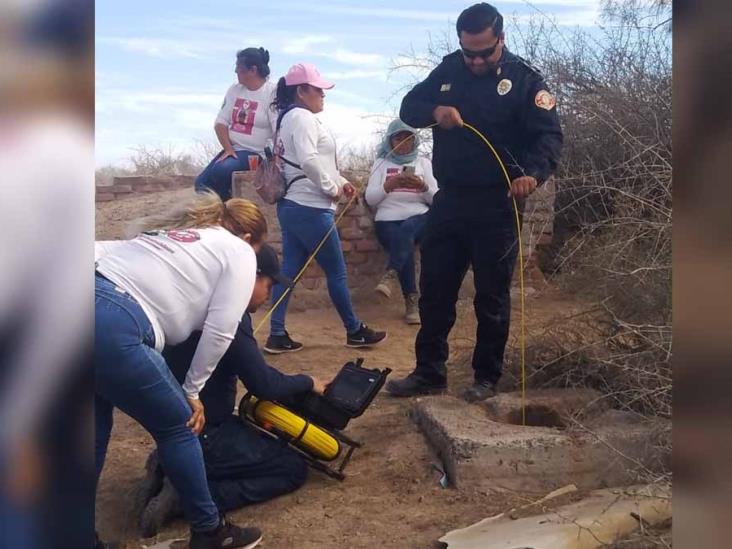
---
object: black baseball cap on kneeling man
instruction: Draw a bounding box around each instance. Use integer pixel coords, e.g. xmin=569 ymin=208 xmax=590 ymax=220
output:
xmin=255 ymin=244 xmax=291 ymax=287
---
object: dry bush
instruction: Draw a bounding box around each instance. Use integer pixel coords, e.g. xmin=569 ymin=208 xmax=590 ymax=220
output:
xmin=514 ymin=0 xmax=672 ymax=421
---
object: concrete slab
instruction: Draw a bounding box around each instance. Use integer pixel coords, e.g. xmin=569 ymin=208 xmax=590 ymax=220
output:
xmin=412 ymin=394 xmax=668 ymax=493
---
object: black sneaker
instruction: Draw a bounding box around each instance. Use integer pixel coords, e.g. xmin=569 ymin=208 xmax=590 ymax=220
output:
xmin=345 ymin=323 xmax=387 ymax=348
xmin=139 ymin=477 xmax=182 ymax=538
xmin=263 ymin=331 xmax=303 ymax=354
xmin=463 ymin=380 xmax=498 ymax=403
xmin=385 ymin=372 xmax=446 ymax=397
xmin=190 ymin=516 xmax=262 ymax=549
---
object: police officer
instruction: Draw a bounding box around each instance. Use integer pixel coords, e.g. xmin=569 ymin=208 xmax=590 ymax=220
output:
xmin=386 ymin=2 xmax=563 ymax=401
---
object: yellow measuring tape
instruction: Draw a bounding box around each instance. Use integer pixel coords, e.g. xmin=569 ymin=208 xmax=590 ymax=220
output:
xmin=253 ymin=122 xmax=527 ymax=425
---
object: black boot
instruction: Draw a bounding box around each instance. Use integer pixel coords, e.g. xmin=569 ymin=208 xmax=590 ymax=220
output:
xmin=385 ymin=372 xmax=446 ymax=397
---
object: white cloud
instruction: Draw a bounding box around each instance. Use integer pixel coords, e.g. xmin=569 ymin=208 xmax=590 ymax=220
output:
xmin=281 ymin=35 xmax=335 ymax=55
xmin=327 ymin=69 xmax=388 ymax=81
xmin=98 ymin=36 xmax=208 ymax=59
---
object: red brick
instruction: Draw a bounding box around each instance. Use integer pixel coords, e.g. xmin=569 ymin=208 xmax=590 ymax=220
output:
xmin=355 ymin=239 xmax=379 ymax=252
xmin=340 ymin=227 xmax=363 ymax=240
xmin=346 ymin=252 xmax=367 ymax=265
xmin=341 ymin=240 xmax=353 ymax=252
xmin=96 ymin=192 xmax=115 ymax=202
xmin=357 ymin=216 xmax=373 ymax=230
xmin=346 ymin=203 xmax=366 ymax=217
xmin=114 ymin=176 xmax=147 ymax=187
xmin=137 ymin=184 xmax=166 ymax=193
xmin=110 ymin=184 xmax=133 ymax=194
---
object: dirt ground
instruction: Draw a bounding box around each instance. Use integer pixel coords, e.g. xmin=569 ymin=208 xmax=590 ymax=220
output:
xmin=95 ymin=190 xmax=582 ymax=548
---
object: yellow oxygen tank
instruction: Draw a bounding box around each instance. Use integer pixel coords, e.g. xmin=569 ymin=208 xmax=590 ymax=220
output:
xmin=242 ymin=396 xmax=341 ymax=461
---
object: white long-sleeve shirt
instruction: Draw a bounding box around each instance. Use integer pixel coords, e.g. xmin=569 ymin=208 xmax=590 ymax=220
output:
xmin=95 ymin=227 xmax=256 ymax=399
xmin=277 ymin=107 xmax=347 ymax=210
xmin=216 ymin=81 xmax=277 ymax=154
xmin=364 ymin=156 xmax=438 ymax=221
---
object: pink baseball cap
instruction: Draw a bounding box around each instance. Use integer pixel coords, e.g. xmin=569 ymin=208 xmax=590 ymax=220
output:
xmin=284 ymin=63 xmax=335 ymax=90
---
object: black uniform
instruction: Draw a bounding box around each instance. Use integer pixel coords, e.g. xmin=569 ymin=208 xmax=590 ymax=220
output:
xmin=400 ymin=48 xmax=562 ymax=385
xmin=163 ymin=313 xmax=312 ymax=512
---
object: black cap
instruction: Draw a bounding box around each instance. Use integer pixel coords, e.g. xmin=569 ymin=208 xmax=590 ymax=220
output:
xmin=256 ymin=244 xmax=291 ymax=287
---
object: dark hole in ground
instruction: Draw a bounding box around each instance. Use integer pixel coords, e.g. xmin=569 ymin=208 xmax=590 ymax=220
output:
xmin=505 ymin=404 xmax=565 ymax=429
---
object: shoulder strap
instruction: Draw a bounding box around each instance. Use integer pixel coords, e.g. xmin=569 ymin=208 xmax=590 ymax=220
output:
xmin=275 ymin=104 xmax=304 ymax=171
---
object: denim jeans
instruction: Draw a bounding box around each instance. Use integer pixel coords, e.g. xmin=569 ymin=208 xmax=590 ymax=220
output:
xmin=374 ymin=213 xmax=428 ymax=296
xmin=270 ymin=199 xmax=361 ymax=335
xmin=194 ymin=149 xmax=259 ymax=201
xmin=94 ymin=275 xmax=219 ymax=531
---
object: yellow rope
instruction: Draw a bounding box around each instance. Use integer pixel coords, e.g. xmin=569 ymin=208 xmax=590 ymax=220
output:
xmin=462 ymin=123 xmax=526 ymax=426
xmin=253 ymin=121 xmax=528 ymax=426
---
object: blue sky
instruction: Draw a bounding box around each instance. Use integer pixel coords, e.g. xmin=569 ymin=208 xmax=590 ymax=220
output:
xmin=96 ymin=0 xmax=602 ymax=167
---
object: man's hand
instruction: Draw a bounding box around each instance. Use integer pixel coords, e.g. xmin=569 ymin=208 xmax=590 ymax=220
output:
xmin=432 ymin=106 xmax=464 ymax=129
xmin=186 ymin=396 xmax=206 ymax=435
xmin=310 ymin=376 xmax=330 ymax=395
xmin=216 ymin=149 xmax=238 ymax=163
xmin=508 ymin=176 xmax=538 ymax=199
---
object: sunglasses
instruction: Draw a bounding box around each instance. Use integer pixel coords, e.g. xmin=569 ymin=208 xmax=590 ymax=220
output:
xmin=460 ymin=37 xmax=501 ymax=60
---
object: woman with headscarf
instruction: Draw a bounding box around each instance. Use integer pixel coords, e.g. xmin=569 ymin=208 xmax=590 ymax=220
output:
xmin=364 ymin=119 xmax=438 ymax=324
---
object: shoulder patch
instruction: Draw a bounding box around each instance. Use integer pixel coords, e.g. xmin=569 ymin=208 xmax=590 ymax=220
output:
xmin=534 ymin=90 xmax=556 ymax=110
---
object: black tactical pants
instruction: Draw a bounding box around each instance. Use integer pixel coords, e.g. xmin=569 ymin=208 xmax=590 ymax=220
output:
xmin=201 ymin=416 xmax=307 ymax=512
xmin=415 ymin=188 xmax=519 ymax=385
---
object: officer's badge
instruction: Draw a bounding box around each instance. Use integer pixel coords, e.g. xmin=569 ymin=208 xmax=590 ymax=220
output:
xmin=534 ymin=89 xmax=556 ymax=110
xmin=497 ymin=79 xmax=512 ymax=96
xmin=440 ymin=83 xmax=452 ymax=92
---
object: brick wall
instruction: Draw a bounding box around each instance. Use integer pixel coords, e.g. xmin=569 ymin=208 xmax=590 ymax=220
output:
xmin=96 ymin=172 xmax=555 ymax=307
xmin=95 ymin=175 xmax=195 ymax=201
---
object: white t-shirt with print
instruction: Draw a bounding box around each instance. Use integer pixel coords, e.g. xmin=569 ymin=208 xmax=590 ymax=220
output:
xmin=216 ymin=80 xmax=277 ymax=154
xmin=364 ymin=156 xmax=438 ymax=221
xmin=277 ymin=107 xmax=348 ymax=210
xmin=95 ymin=227 xmax=256 ymax=399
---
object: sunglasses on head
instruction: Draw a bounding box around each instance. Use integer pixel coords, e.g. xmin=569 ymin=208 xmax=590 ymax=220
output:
xmin=460 ymin=37 xmax=501 ymax=60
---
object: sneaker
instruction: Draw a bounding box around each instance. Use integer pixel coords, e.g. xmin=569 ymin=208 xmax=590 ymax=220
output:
xmin=346 ymin=323 xmax=387 ymax=348
xmin=263 ymin=331 xmax=304 ymax=354
xmin=463 ymin=380 xmax=498 ymax=403
xmin=190 ymin=516 xmax=262 ymax=549
xmin=374 ymin=269 xmax=399 ymax=299
xmin=133 ymin=449 xmax=164 ymax=517
xmin=139 ymin=477 xmax=182 ymax=538
xmin=385 ymin=372 xmax=447 ymax=397
xmin=404 ymin=293 xmax=420 ymax=325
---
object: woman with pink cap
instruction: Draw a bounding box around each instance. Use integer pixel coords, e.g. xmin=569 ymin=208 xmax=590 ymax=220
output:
xmin=263 ymin=63 xmax=387 ymax=354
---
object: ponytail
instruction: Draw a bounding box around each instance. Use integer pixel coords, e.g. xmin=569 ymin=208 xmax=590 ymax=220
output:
xmin=271 ymin=76 xmax=299 ymax=112
xmin=134 ymin=190 xmax=267 ymax=244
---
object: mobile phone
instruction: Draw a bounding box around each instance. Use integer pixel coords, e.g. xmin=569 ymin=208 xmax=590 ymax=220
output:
xmin=402 ymin=165 xmax=416 ymax=175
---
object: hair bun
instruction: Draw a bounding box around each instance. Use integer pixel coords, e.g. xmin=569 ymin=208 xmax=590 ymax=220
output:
xmin=261 ymin=48 xmax=270 ymax=64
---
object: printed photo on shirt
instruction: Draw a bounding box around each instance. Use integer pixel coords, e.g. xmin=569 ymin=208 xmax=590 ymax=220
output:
xmin=231 ymin=98 xmax=258 ymax=135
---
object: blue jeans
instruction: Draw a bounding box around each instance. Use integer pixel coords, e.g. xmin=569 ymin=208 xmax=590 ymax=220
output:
xmin=270 ymin=199 xmax=361 ymax=335
xmin=94 ymin=275 xmax=219 ymax=531
xmin=374 ymin=214 xmax=428 ymax=296
xmin=195 ymin=149 xmax=259 ymax=201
